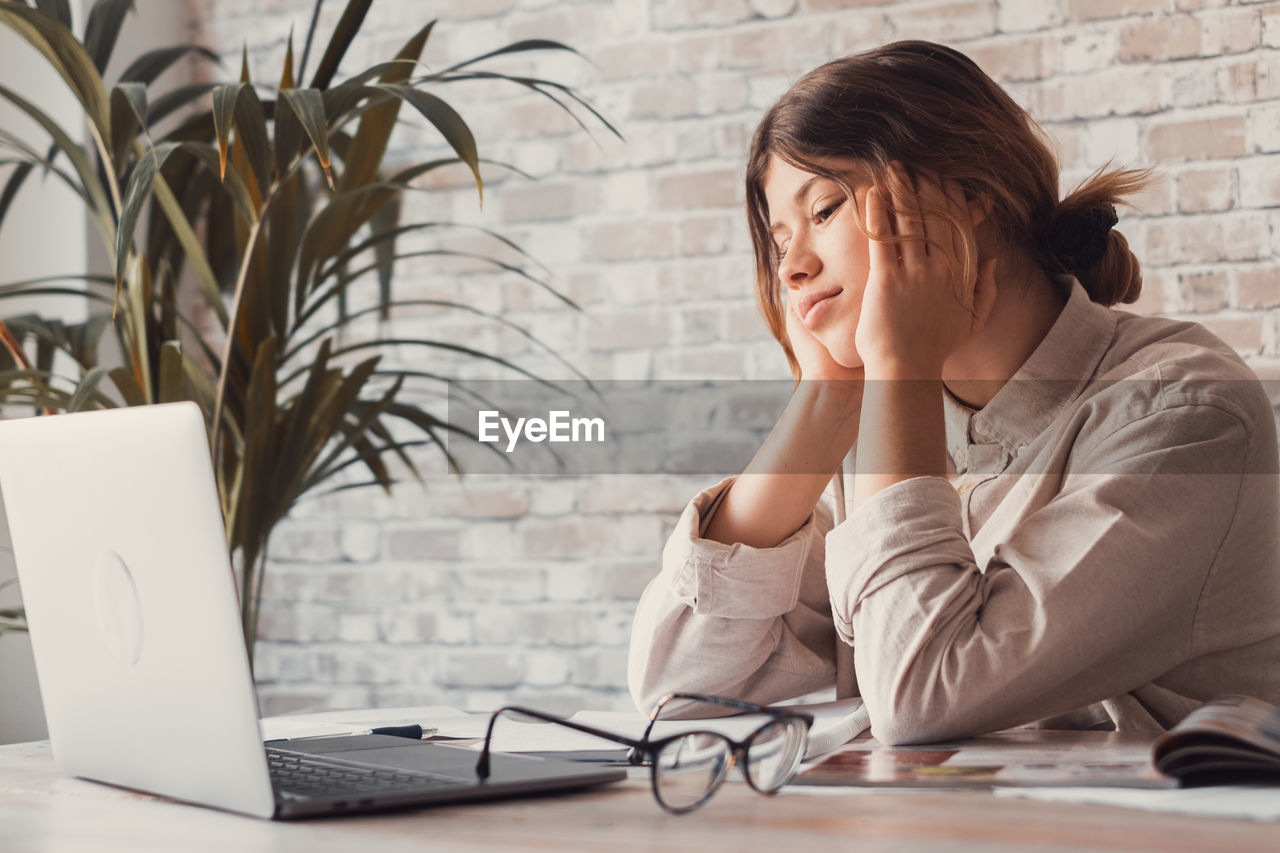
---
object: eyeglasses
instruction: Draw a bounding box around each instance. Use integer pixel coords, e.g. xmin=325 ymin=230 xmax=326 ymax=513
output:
xmin=475 ymin=692 xmax=814 ymax=814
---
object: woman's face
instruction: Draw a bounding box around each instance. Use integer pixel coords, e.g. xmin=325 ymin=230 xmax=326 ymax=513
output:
xmin=762 ymin=155 xmax=872 ymax=369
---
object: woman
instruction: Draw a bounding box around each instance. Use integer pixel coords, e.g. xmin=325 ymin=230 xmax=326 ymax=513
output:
xmin=627 ymin=41 xmax=1280 ymax=745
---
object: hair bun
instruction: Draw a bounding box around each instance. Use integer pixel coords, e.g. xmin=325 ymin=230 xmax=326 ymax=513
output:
xmin=1046 ymin=204 xmax=1118 ymax=273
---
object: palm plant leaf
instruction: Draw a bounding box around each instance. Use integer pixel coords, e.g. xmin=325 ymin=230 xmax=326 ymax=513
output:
xmin=0 ymin=3 xmax=112 ymax=152
xmin=34 ymin=0 xmax=72 ymax=29
xmin=0 ymin=161 xmax=33 ymax=231
xmin=336 ymin=22 xmax=432 ymax=193
xmin=296 ymin=0 xmax=324 ymax=84
xmin=0 ymin=82 xmax=113 ymax=235
xmin=119 ymin=44 xmax=219 ymax=86
xmin=308 ymin=0 xmax=372 ymax=90
xmin=279 ymin=87 xmax=332 ymax=187
xmin=67 ymin=364 xmax=112 ymax=411
xmin=437 ymin=38 xmax=582 ymax=74
xmin=378 ymin=84 xmax=481 ymax=200
xmin=83 ymin=0 xmax=133 ymax=73
xmin=147 ymin=82 xmax=219 ymax=126
xmin=109 ymin=80 xmax=148 ymax=166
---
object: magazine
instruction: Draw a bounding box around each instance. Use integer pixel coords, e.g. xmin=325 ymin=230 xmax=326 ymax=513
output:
xmin=795 ymin=696 xmax=1280 ymax=790
xmin=794 ymin=729 xmax=1176 ymax=789
xmin=1152 ymin=695 xmax=1280 ymax=784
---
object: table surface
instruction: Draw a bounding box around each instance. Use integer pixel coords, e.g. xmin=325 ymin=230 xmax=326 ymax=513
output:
xmin=1 ymin=734 xmax=1276 ymax=852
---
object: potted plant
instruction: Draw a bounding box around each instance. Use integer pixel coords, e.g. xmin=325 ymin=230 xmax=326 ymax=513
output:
xmin=0 ymin=0 xmax=614 ymax=664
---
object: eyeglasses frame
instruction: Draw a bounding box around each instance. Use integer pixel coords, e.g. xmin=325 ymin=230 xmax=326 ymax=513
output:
xmin=474 ymin=691 xmax=814 ymax=814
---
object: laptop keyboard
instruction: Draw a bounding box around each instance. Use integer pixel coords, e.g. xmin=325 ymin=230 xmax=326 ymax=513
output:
xmin=266 ymin=746 xmax=462 ymax=801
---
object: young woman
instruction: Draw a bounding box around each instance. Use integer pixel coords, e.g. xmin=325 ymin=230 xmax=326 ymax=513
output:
xmin=628 ymin=41 xmax=1280 ymax=745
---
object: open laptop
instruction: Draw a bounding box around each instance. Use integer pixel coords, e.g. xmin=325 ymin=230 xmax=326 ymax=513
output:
xmin=0 ymin=402 xmax=624 ymax=819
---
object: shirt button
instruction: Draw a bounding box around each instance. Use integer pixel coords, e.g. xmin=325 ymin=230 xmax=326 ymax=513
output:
xmin=973 ymin=422 xmax=989 ymax=438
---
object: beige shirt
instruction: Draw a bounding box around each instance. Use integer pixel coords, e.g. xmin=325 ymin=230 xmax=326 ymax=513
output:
xmin=628 ymin=279 xmax=1280 ymax=744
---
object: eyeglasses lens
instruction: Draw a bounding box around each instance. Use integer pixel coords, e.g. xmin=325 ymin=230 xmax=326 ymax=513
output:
xmin=745 ymin=718 xmax=808 ymax=791
xmin=653 ymin=732 xmax=732 ymax=812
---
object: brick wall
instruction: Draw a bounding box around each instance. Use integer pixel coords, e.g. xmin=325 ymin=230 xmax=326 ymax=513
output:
xmin=189 ymin=0 xmax=1280 ymax=716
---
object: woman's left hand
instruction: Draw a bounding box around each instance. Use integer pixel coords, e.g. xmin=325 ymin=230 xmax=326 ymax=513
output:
xmin=853 ymin=167 xmax=998 ymax=378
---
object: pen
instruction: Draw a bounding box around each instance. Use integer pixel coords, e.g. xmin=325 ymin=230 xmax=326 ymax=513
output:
xmin=265 ymin=724 xmax=438 ymax=743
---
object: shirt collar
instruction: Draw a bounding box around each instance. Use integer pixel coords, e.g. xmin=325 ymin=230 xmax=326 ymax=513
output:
xmin=945 ymin=276 xmax=1117 ymax=457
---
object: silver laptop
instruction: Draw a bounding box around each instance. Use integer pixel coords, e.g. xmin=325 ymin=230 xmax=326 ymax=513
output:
xmin=0 ymin=402 xmax=624 ymax=818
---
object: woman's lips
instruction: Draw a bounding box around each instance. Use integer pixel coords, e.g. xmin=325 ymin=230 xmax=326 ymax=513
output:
xmin=798 ymin=288 xmax=843 ymax=330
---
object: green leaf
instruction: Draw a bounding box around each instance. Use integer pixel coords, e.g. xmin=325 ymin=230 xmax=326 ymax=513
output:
xmin=148 ymin=82 xmax=218 ymax=126
xmin=83 ymin=0 xmax=134 ymax=73
xmin=119 ymin=44 xmax=220 ymax=85
xmin=308 ymin=0 xmax=373 ymax=90
xmin=368 ymin=194 xmax=400 ymax=317
xmin=114 ymin=141 xmax=177 ymax=296
xmin=0 ymin=162 xmax=34 ymax=235
xmin=293 ymin=181 xmax=400 ymax=311
xmin=211 ymin=82 xmax=240 ymax=180
xmin=0 ymin=4 xmax=112 ymax=150
xmin=336 ymin=21 xmax=433 ymax=194
xmin=280 ymin=88 xmax=332 ymax=188
xmin=296 ymin=0 xmax=325 ymax=84
xmin=232 ymin=83 xmax=272 ymax=193
xmin=438 ymin=70 xmax=623 ymax=142
xmin=109 ymin=80 xmax=148 ymax=161
xmin=34 ymin=0 xmax=73 ymax=29
xmin=379 ymin=83 xmax=481 ymax=201
xmin=284 ymin=299 xmax=592 ymax=391
xmin=107 ymin=365 xmax=145 ymax=406
xmin=67 ymin=364 xmax=111 ymax=412
xmin=158 ymin=340 xmax=184 ymax=403
xmin=438 ymin=38 xmax=582 ymax=75
xmin=150 ymin=167 xmax=230 ymax=328
xmin=0 ymin=80 xmax=113 ymax=235
xmin=0 ymin=127 xmax=95 ymax=208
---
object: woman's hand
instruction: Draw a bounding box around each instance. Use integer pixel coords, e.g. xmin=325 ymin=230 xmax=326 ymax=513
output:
xmin=854 ymin=168 xmax=997 ymax=379
xmin=785 ymin=288 xmax=865 ymax=383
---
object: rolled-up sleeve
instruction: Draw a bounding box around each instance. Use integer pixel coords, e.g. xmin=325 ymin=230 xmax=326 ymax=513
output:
xmin=828 ymin=403 xmax=1251 ymax=745
xmin=628 ymin=477 xmax=839 ymax=713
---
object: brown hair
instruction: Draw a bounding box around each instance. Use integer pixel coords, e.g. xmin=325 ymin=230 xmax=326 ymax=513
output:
xmin=746 ymin=40 xmax=1151 ymax=378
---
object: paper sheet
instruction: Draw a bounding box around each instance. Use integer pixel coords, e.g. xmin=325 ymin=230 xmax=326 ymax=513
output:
xmin=260 ymin=705 xmax=491 ymax=741
xmin=994 ymin=784 xmax=1280 ymax=821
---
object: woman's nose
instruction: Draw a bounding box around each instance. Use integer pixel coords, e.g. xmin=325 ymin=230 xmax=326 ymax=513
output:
xmin=781 ymin=239 xmax=819 ymax=287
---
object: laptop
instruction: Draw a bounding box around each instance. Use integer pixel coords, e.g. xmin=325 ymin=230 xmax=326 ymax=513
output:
xmin=0 ymin=402 xmax=624 ymax=819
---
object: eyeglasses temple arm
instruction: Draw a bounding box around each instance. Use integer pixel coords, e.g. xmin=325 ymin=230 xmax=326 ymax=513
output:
xmin=475 ymin=706 xmax=647 ymax=779
xmin=641 ymin=692 xmax=777 ymax=742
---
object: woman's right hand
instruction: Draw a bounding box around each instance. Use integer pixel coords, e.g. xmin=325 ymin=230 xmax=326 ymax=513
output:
xmin=786 ymin=290 xmax=866 ymax=384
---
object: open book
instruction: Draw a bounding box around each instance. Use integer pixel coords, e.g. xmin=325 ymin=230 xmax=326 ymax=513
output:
xmin=1152 ymin=695 xmax=1280 ymax=784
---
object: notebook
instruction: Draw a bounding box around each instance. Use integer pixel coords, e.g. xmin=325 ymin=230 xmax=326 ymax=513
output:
xmin=0 ymin=402 xmax=624 ymax=819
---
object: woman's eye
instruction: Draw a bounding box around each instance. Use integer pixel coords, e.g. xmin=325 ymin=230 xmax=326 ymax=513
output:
xmin=813 ymin=199 xmax=844 ymax=224
xmin=776 ymin=247 xmax=788 ymax=264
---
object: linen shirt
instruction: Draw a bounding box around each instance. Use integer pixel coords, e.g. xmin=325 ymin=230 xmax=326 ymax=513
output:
xmin=628 ymin=279 xmax=1280 ymax=744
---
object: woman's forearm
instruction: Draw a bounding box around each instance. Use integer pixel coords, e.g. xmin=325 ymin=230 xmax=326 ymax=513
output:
xmin=703 ymin=380 xmax=861 ymax=548
xmin=851 ymin=371 xmax=947 ymax=513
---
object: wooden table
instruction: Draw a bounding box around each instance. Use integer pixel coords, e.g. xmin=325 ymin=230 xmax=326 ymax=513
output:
xmin=1 ymin=737 xmax=1275 ymax=852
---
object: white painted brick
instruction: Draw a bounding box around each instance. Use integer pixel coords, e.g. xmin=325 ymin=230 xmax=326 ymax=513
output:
xmin=999 ymin=0 xmax=1065 ymax=32
xmin=440 ymin=649 xmax=526 ymax=688
xmin=340 ymin=522 xmax=382 ymax=563
xmin=337 ymin=612 xmax=382 ymax=643
xmin=525 ymin=650 xmax=571 ymax=686
xmin=1081 ymin=119 xmax=1142 ymax=165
